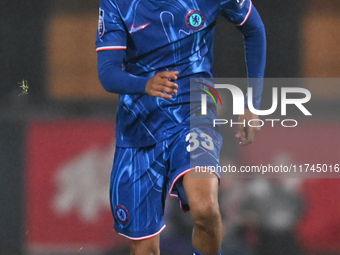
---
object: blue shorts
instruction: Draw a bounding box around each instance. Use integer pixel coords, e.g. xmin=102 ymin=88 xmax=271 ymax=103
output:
xmin=110 ymin=123 xmax=222 ymax=240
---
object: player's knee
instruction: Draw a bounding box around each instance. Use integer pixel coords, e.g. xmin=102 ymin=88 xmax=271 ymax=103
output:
xmin=191 ymin=199 xmax=221 ymax=231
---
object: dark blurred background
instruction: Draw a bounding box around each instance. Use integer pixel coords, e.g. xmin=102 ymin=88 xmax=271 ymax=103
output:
xmin=1 ymin=0 xmax=340 ymax=255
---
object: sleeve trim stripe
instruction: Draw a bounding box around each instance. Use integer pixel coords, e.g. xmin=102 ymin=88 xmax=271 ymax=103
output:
xmin=239 ymin=1 xmax=253 ymax=26
xmin=96 ymin=46 xmax=127 ymax=52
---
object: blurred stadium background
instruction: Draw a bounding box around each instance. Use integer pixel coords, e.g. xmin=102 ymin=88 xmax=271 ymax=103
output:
xmin=1 ymin=0 xmax=340 ymax=255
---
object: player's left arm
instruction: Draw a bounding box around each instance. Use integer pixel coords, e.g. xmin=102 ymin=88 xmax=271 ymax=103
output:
xmin=235 ymin=4 xmax=266 ymax=145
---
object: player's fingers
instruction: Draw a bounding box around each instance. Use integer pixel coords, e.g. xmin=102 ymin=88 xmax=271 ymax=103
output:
xmin=235 ymin=120 xmax=244 ymax=138
xmin=152 ymin=79 xmax=178 ymax=93
xmin=158 ymin=84 xmax=178 ymax=94
xmin=160 ymin=80 xmax=178 ymax=93
xmin=151 ymin=91 xmax=172 ymax=99
xmin=239 ymin=133 xmax=248 ymax=145
xmin=153 ymin=75 xmax=178 ymax=89
xmin=158 ymin=71 xmax=179 ymax=81
xmin=153 ymin=85 xmax=174 ymax=94
xmin=162 ymin=79 xmax=178 ymax=89
xmin=156 ymin=77 xmax=178 ymax=88
xmin=147 ymin=82 xmax=177 ymax=97
xmin=242 ymin=133 xmax=253 ymax=145
xmin=235 ymin=129 xmax=247 ymax=145
xmin=242 ymin=126 xmax=260 ymax=146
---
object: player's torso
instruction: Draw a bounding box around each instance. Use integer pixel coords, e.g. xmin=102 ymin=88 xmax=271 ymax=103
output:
xmin=115 ymin=0 xmax=221 ymax=75
xmin=110 ymin=0 xmax=222 ymax=147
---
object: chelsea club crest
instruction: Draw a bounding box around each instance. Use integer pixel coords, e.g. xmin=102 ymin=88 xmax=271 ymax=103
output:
xmin=115 ymin=205 xmax=129 ymax=225
xmin=186 ymin=10 xmax=205 ymax=30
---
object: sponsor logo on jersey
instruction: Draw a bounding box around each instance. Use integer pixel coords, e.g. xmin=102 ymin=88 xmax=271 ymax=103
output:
xmin=115 ymin=205 xmax=129 ymax=225
xmin=186 ymin=10 xmax=205 ymax=30
xmin=130 ymin=22 xmax=151 ymax=33
xmin=236 ymin=0 xmax=246 ymax=8
xmin=98 ymin=8 xmax=105 ymax=38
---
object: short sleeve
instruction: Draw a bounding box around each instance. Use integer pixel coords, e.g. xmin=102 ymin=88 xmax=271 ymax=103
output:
xmin=96 ymin=0 xmax=127 ymax=52
xmin=219 ymin=0 xmax=253 ymax=26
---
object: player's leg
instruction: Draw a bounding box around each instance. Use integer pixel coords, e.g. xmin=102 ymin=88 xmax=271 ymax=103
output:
xmin=183 ymin=172 xmax=222 ymax=255
xmin=167 ymin=124 xmax=223 ymax=255
xmin=130 ymin=235 xmax=160 ymax=255
xmin=110 ymin=145 xmax=168 ymax=255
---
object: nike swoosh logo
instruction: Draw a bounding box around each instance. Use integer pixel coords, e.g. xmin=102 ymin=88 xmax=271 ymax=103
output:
xmin=130 ymin=22 xmax=151 ymax=33
xmin=191 ymin=151 xmax=209 ymax=159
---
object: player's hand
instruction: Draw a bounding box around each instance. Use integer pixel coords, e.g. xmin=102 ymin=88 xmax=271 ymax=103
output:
xmin=235 ymin=109 xmax=261 ymax=146
xmin=145 ymin=71 xmax=179 ymax=99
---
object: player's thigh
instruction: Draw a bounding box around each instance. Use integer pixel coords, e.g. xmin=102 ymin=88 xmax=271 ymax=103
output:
xmin=182 ymin=126 xmax=221 ymax=208
xmin=169 ymin=125 xmax=222 ymax=179
xmin=168 ymin=125 xmax=222 ymax=211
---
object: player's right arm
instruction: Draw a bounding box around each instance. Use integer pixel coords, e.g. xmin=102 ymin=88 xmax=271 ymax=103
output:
xmin=97 ymin=50 xmax=178 ymax=99
xmin=96 ymin=0 xmax=178 ymax=98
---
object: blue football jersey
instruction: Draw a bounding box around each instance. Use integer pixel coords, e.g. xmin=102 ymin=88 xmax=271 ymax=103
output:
xmin=96 ymin=0 xmax=252 ymax=147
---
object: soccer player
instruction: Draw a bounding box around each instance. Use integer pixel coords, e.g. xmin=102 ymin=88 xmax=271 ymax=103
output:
xmin=96 ymin=0 xmax=266 ymax=254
